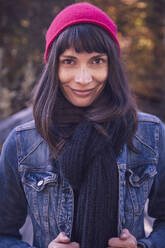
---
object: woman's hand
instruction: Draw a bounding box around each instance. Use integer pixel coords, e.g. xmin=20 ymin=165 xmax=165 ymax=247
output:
xmin=48 ymin=232 xmax=80 ymax=248
xmin=108 ymin=229 xmax=138 ymax=248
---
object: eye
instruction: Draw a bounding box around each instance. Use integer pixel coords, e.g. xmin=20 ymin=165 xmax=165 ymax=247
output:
xmin=92 ymin=58 xmax=105 ymax=64
xmin=61 ymin=59 xmax=75 ymax=65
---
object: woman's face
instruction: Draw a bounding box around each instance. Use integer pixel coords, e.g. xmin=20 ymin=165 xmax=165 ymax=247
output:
xmin=58 ymin=47 xmax=108 ymax=107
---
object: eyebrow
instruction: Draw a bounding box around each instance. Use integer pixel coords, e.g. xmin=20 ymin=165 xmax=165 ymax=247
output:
xmin=60 ymin=54 xmax=107 ymax=59
xmin=59 ymin=55 xmax=77 ymax=59
xmin=91 ymin=54 xmax=107 ymax=59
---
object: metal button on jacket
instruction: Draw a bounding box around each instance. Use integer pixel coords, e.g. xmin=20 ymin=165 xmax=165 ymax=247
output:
xmin=37 ymin=180 xmax=44 ymax=187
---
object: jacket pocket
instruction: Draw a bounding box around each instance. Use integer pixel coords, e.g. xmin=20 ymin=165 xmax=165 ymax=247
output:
xmin=127 ymin=164 xmax=157 ymax=188
xmin=21 ymin=168 xmax=60 ymax=246
xmin=21 ymin=169 xmax=60 ymax=221
xmin=124 ymin=164 xmax=157 ymax=229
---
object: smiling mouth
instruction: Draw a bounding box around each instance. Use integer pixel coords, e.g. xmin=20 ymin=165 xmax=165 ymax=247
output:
xmin=71 ymin=88 xmax=94 ymax=97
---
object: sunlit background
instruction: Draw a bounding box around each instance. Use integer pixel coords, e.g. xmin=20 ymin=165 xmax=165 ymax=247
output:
xmin=0 ymin=0 xmax=165 ymax=121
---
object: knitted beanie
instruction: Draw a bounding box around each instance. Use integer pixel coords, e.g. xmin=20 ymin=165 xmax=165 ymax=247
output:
xmin=44 ymin=2 xmax=120 ymax=63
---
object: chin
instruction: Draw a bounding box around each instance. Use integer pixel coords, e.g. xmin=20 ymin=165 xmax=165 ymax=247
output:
xmin=71 ymin=100 xmax=93 ymax=107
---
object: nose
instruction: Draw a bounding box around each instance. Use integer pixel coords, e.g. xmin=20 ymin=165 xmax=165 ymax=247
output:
xmin=75 ymin=66 xmax=92 ymax=84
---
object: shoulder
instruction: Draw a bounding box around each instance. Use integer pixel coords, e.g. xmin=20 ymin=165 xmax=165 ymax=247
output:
xmin=2 ymin=119 xmax=42 ymax=146
xmin=5 ymin=120 xmax=47 ymax=162
xmin=125 ymin=112 xmax=164 ymax=166
xmin=136 ymin=111 xmax=165 ymax=135
xmin=136 ymin=111 xmax=163 ymax=135
xmin=15 ymin=119 xmax=36 ymax=131
xmin=14 ymin=120 xmax=43 ymax=146
xmin=15 ymin=120 xmax=42 ymax=140
xmin=134 ymin=112 xmax=164 ymax=155
xmin=1 ymin=120 xmax=51 ymax=169
xmin=136 ymin=111 xmax=164 ymax=136
xmin=137 ymin=111 xmax=161 ymax=124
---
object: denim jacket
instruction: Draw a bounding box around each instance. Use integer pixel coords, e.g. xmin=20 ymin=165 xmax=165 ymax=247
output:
xmin=0 ymin=112 xmax=165 ymax=248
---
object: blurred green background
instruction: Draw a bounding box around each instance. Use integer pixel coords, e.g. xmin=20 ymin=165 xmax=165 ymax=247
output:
xmin=0 ymin=0 xmax=165 ymax=121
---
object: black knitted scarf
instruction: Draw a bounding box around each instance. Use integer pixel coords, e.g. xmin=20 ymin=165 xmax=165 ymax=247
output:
xmin=58 ymin=120 xmax=119 ymax=248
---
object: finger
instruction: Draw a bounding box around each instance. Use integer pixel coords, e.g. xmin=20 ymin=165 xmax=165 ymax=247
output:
xmin=70 ymin=242 xmax=80 ymax=248
xmin=120 ymin=229 xmax=130 ymax=240
xmin=108 ymin=238 xmax=124 ymax=247
xmin=48 ymin=244 xmax=69 ymax=248
xmin=107 ymin=246 xmax=122 ymax=248
xmin=48 ymin=243 xmax=79 ymax=248
xmin=120 ymin=229 xmax=137 ymax=242
xmin=108 ymin=237 xmax=137 ymax=248
xmin=54 ymin=232 xmax=70 ymax=243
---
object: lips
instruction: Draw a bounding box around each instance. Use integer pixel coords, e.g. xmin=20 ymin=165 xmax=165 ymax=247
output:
xmin=71 ymin=88 xmax=94 ymax=97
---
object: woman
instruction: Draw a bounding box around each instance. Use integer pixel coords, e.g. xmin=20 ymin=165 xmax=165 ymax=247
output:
xmin=0 ymin=2 xmax=165 ymax=248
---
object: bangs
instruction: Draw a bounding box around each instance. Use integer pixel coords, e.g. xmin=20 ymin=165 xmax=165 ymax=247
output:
xmin=55 ymin=24 xmax=109 ymax=55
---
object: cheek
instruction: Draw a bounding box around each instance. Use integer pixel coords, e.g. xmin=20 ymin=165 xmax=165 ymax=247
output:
xmin=94 ymin=67 xmax=108 ymax=82
xmin=96 ymin=81 xmax=106 ymax=94
xmin=60 ymin=83 xmax=69 ymax=97
xmin=58 ymin=68 xmax=74 ymax=83
xmin=58 ymin=69 xmax=67 ymax=83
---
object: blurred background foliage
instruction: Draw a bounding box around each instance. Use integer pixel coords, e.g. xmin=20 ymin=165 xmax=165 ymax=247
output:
xmin=0 ymin=0 xmax=165 ymax=121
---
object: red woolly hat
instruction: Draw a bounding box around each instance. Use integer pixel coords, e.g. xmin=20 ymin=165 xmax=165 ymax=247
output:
xmin=44 ymin=2 xmax=120 ymax=63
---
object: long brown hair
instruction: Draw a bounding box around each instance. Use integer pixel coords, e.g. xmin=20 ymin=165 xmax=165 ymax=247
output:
xmin=33 ymin=24 xmax=137 ymax=157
